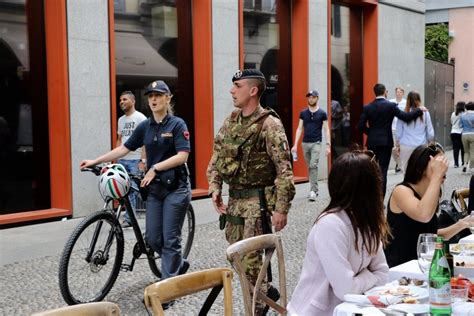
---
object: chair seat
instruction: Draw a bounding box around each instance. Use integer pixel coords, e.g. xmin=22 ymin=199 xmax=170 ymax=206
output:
xmin=32 ymin=302 xmax=121 ymax=316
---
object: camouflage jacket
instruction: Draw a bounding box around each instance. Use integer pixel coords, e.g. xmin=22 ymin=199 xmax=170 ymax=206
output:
xmin=207 ymin=106 xmax=295 ymax=214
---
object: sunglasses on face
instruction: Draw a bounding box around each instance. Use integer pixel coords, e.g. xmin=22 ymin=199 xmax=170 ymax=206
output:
xmin=426 ymin=143 xmax=444 ymax=155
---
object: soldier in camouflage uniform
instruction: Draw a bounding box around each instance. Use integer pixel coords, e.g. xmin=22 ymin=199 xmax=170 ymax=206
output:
xmin=207 ymin=69 xmax=295 ymax=315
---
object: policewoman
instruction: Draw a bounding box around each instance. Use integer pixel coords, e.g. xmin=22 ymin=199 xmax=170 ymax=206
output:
xmin=80 ymin=80 xmax=191 ymax=286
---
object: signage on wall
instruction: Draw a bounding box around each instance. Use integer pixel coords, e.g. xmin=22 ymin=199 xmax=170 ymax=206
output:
xmin=462 ymin=82 xmax=469 ymax=92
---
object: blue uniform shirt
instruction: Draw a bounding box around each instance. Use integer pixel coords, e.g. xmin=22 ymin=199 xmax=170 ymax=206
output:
xmin=300 ymin=108 xmax=327 ymax=143
xmin=124 ymin=115 xmax=191 ymax=169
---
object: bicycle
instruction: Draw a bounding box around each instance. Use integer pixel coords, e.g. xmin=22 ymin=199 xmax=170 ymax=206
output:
xmin=58 ymin=165 xmax=195 ymax=305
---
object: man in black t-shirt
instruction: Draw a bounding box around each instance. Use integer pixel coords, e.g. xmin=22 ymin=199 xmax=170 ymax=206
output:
xmin=292 ymin=90 xmax=331 ymax=201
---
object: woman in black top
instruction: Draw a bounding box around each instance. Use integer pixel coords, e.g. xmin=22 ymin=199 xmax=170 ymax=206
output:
xmin=384 ymin=144 xmax=448 ymax=267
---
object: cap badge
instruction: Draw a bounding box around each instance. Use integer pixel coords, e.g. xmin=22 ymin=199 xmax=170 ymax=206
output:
xmin=234 ymin=70 xmax=242 ymax=79
xmin=151 ymin=81 xmax=157 ymax=88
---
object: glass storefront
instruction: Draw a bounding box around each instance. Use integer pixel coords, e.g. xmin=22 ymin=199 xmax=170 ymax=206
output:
xmin=330 ymin=3 xmax=362 ymax=159
xmin=243 ymin=0 xmax=292 ymax=137
xmin=0 ymin=0 xmax=50 ymax=214
xmin=114 ymin=0 xmax=196 ymax=186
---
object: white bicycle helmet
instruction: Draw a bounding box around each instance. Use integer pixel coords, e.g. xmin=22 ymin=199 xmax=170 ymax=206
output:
xmin=99 ymin=163 xmax=131 ymax=199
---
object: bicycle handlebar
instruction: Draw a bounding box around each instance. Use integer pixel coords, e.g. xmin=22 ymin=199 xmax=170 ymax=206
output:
xmin=81 ymin=165 xmax=144 ymax=181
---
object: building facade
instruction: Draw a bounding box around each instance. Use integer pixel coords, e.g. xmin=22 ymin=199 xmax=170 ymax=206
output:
xmin=426 ymin=0 xmax=474 ymax=103
xmin=0 ymin=0 xmax=425 ymax=225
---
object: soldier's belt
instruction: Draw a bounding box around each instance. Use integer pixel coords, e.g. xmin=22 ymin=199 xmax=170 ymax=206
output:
xmin=229 ymin=188 xmax=261 ymax=199
xmin=224 ymin=214 xmax=244 ymax=225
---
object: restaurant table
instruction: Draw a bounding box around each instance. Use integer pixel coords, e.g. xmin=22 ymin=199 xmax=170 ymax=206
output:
xmin=459 ymin=234 xmax=474 ymax=244
xmin=388 ymin=260 xmax=425 ymax=282
xmin=333 ymin=301 xmax=473 ymax=315
xmin=332 ymin=260 xmax=474 ymax=315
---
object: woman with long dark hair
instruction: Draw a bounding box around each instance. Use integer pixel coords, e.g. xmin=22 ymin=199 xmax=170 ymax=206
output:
xmin=287 ymin=151 xmax=389 ymax=315
xmin=384 ymin=144 xmax=474 ymax=267
xmin=450 ymin=101 xmax=465 ymax=168
xmin=395 ymin=91 xmax=434 ymax=172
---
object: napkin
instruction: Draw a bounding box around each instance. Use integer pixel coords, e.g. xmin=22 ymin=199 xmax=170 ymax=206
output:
xmin=344 ymin=294 xmax=403 ymax=307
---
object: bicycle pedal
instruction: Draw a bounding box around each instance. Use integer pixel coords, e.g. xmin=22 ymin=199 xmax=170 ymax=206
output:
xmin=121 ymin=264 xmax=132 ymax=272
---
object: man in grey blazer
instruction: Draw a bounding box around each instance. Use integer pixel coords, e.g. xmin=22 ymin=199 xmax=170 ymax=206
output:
xmin=358 ymin=83 xmax=423 ymax=196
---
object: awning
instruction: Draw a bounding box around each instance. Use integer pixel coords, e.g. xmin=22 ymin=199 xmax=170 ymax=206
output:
xmin=115 ymin=32 xmax=177 ymax=78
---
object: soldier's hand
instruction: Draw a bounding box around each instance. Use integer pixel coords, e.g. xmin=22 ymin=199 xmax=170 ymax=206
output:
xmin=212 ymin=192 xmax=227 ymax=214
xmin=272 ymin=212 xmax=287 ymax=232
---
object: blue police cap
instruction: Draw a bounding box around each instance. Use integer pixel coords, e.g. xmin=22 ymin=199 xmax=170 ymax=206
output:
xmin=232 ymin=69 xmax=266 ymax=82
xmin=144 ymin=80 xmax=171 ymax=95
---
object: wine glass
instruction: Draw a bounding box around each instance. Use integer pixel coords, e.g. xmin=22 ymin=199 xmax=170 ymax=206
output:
xmin=417 ymin=241 xmax=435 ymax=275
xmin=416 ymin=233 xmax=437 ymax=275
xmin=417 ymin=233 xmax=437 ymax=246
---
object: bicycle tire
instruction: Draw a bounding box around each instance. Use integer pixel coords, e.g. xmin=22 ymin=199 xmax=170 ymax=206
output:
xmin=182 ymin=203 xmax=195 ymax=258
xmin=58 ymin=211 xmax=124 ymax=305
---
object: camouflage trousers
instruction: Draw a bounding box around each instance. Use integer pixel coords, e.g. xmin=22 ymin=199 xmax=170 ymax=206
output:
xmin=226 ymin=216 xmax=271 ymax=315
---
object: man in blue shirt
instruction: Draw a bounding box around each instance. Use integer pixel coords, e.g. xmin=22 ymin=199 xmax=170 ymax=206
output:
xmin=292 ymin=90 xmax=331 ymax=201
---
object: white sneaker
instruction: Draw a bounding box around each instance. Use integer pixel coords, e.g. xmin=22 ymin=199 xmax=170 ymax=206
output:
xmin=308 ymin=191 xmax=317 ymax=201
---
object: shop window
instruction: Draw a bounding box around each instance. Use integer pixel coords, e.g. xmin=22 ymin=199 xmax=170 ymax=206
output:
xmin=0 ymin=0 xmax=50 ymax=214
xmin=243 ymin=0 xmax=292 ymax=137
xmin=330 ymin=3 xmax=362 ymax=160
xmin=113 ymin=0 xmax=195 ymax=186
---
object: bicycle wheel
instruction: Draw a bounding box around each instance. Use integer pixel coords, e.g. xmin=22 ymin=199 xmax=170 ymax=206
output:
xmin=182 ymin=203 xmax=195 ymax=258
xmin=58 ymin=211 xmax=124 ymax=305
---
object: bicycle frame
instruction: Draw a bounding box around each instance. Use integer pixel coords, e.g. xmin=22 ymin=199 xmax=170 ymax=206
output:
xmin=84 ymin=186 xmax=150 ymax=271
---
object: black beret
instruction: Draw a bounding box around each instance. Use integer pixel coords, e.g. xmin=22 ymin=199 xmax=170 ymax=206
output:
xmin=144 ymin=80 xmax=171 ymax=95
xmin=232 ymin=69 xmax=266 ymax=82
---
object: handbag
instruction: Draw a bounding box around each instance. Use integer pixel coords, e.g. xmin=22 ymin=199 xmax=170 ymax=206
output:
xmin=438 ymin=189 xmax=470 ymax=243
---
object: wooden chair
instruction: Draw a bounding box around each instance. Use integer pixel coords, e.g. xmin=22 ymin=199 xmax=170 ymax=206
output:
xmin=226 ymin=234 xmax=287 ymax=316
xmin=144 ymin=267 xmax=233 ymax=315
xmin=32 ymin=302 xmax=120 ymax=316
xmin=453 ymin=188 xmax=469 ymax=213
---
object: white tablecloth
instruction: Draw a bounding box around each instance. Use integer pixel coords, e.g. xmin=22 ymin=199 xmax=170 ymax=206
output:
xmin=459 ymin=234 xmax=474 ymax=244
xmin=388 ymin=259 xmax=425 ymax=281
xmin=333 ymin=260 xmax=474 ymax=315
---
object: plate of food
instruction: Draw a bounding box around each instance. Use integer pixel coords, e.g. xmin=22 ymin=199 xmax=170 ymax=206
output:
xmin=450 ymin=243 xmax=474 ymax=254
xmin=364 ymin=285 xmax=428 ymax=302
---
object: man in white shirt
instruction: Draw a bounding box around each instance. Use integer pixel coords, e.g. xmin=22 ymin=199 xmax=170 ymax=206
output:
xmin=117 ymin=91 xmax=147 ymax=227
xmin=390 ymin=87 xmax=406 ymax=173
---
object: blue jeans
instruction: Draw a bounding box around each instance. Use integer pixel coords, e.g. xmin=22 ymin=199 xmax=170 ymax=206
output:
xmin=145 ymin=178 xmax=191 ymax=279
xmin=118 ymin=159 xmax=140 ymax=224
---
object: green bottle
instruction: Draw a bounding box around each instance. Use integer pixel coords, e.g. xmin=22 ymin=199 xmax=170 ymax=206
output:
xmin=429 ymin=236 xmax=452 ymax=315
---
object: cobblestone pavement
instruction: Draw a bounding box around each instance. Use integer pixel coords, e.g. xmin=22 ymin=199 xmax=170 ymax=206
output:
xmin=0 ymin=158 xmax=471 ymax=315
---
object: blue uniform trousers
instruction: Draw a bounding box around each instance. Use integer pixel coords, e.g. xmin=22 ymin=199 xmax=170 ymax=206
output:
xmin=145 ymin=178 xmax=191 ymax=279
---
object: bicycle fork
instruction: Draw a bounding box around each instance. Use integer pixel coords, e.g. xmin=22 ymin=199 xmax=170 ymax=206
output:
xmin=119 ymin=198 xmax=150 ymax=273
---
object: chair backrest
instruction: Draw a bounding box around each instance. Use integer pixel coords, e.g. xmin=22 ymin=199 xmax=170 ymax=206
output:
xmin=144 ymin=267 xmax=233 ymax=315
xmin=32 ymin=302 xmax=120 ymax=316
xmin=226 ymin=234 xmax=287 ymax=316
xmin=453 ymin=188 xmax=469 ymax=214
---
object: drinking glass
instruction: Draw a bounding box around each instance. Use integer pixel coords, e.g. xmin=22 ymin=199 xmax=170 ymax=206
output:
xmin=417 ymin=233 xmax=437 ymax=247
xmin=451 ymin=284 xmax=469 ymax=302
xmin=417 ymin=241 xmax=436 ymax=275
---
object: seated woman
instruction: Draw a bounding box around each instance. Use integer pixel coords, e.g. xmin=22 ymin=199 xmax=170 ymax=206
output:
xmin=287 ymin=151 xmax=389 ymax=315
xmin=384 ymin=144 xmax=474 ymax=267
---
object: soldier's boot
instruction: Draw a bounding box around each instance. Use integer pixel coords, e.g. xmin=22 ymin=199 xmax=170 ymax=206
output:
xmin=261 ymin=286 xmax=280 ymax=316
